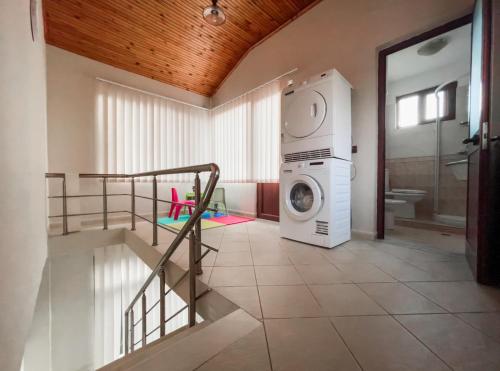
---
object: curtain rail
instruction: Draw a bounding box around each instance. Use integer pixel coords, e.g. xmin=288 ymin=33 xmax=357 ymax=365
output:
xmin=96 ymin=77 xmax=210 ymax=111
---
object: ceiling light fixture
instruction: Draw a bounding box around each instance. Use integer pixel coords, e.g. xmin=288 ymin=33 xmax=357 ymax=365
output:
xmin=203 ymin=0 xmax=226 ymax=26
xmin=417 ymin=37 xmax=449 ymax=56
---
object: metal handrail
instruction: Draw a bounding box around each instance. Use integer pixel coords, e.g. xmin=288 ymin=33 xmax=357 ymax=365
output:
xmin=124 ymin=164 xmax=219 ymax=313
xmin=45 ymin=163 xmax=220 ymax=354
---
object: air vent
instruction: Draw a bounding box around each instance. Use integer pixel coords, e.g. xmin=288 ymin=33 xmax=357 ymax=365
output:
xmin=284 ymin=148 xmax=332 ymax=163
xmin=315 ymin=221 xmax=328 ymax=235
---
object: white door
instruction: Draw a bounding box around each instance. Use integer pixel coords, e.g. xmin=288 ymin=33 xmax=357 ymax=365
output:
xmin=284 ymin=174 xmax=323 ymax=221
xmin=283 ymin=89 xmax=327 ymax=138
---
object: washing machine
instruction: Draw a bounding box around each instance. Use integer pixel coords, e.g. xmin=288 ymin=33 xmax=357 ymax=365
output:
xmin=281 ymin=69 xmax=352 ymax=162
xmin=280 ymin=158 xmax=351 ymax=248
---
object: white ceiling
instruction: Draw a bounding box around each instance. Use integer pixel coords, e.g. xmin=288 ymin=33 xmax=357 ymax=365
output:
xmin=387 ymin=24 xmax=472 ymax=83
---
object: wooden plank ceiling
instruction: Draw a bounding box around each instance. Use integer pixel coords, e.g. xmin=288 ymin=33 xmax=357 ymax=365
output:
xmin=43 ymin=0 xmax=320 ymax=96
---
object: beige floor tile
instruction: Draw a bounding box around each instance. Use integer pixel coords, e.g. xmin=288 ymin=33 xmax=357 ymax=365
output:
xmin=385 ymin=225 xmax=465 ymax=255
xmin=251 ymin=241 xmax=288 ymax=252
xmin=265 ymin=318 xmax=360 ymax=371
xmin=372 ymin=259 xmax=435 ymax=282
xmin=287 ymin=249 xmax=331 ymax=265
xmin=381 ymin=246 xmax=453 ymax=264
xmin=406 ymin=260 xmax=474 ymax=281
xmin=198 ymin=266 xmax=213 ymax=285
xmin=407 ymin=281 xmax=500 ymax=312
xmin=396 ymin=314 xmax=500 ymax=370
xmin=258 ymin=285 xmax=324 ymax=318
xmin=332 ymin=316 xmax=449 ymax=371
xmin=200 ymin=250 xmax=217 ymax=267
xmin=249 ymin=232 xmax=281 ymax=245
xmin=219 ymin=240 xmax=251 ymax=253
xmin=214 ymin=251 xmax=253 ymax=266
xmin=310 ymin=284 xmax=386 ymax=316
xmin=223 ymin=233 xmax=249 ymax=243
xmin=457 ymin=313 xmax=500 ymax=343
xmin=334 ymin=263 xmax=397 ymax=283
xmin=209 ymin=267 xmax=256 ymax=287
xmin=251 ymin=250 xmax=292 ymax=266
xmin=358 ymin=283 xmax=445 ymax=314
xmin=215 ymin=286 xmax=262 ymax=319
xmin=197 ymin=327 xmax=271 ymax=371
xmin=295 ymin=264 xmax=352 ymax=284
xmin=255 ymin=266 xmax=304 ymax=286
xmin=321 ymin=248 xmax=361 ymax=264
xmin=348 ymin=249 xmax=399 ymax=265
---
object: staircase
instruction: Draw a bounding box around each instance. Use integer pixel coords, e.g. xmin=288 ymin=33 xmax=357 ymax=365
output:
xmin=45 ymin=164 xmax=263 ymax=370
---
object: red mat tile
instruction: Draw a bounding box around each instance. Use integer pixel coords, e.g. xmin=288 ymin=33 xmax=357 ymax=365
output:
xmin=212 ymin=215 xmax=254 ymax=225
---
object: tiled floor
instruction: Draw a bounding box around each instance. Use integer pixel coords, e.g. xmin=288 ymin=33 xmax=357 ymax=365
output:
xmin=140 ymin=219 xmax=500 ymax=370
xmin=386 ymin=225 xmax=465 ymax=255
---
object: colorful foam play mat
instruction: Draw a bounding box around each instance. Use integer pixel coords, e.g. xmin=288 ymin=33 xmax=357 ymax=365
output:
xmin=157 ymin=214 xmax=254 ymax=231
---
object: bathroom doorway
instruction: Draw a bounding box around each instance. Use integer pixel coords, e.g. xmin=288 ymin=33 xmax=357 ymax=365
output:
xmin=377 ymin=16 xmax=472 ymax=253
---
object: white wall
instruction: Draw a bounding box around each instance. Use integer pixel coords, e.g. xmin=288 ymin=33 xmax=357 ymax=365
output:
xmin=213 ymin=0 xmax=473 ymax=236
xmin=24 ymin=244 xmax=94 ymax=371
xmin=0 ymin=2 xmax=48 ymax=371
xmin=47 ymin=46 xmax=210 ymax=174
xmin=386 ymin=62 xmax=470 ymax=159
xmin=46 ymin=47 xmax=257 ymax=219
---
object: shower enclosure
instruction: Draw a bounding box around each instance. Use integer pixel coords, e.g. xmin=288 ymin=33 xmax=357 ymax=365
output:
xmin=432 ymin=76 xmax=470 ymax=228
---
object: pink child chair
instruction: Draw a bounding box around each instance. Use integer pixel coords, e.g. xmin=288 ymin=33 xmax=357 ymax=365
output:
xmin=168 ymin=188 xmax=195 ymax=220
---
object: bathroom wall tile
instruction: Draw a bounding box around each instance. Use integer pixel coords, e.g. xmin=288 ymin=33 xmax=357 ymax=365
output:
xmin=386 ymin=154 xmax=467 ymax=221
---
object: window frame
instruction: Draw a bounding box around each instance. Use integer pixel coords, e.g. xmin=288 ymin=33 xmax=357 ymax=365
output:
xmin=395 ymin=81 xmax=457 ymax=128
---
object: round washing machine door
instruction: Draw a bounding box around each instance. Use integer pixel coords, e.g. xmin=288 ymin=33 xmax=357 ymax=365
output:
xmin=284 ymin=175 xmax=323 ymax=221
xmin=283 ymin=89 xmax=327 ymax=138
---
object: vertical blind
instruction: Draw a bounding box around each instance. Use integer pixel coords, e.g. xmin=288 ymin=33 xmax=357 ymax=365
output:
xmin=212 ymin=80 xmax=281 ymax=182
xmin=96 ymin=79 xmax=281 ymax=182
xmin=94 ymin=244 xmax=188 ymax=368
xmin=95 ymin=81 xmax=211 ymax=182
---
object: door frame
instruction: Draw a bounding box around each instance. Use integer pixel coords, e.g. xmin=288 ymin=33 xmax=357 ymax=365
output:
xmin=376 ymin=14 xmax=473 ymax=239
xmin=466 ymin=0 xmax=494 ymax=284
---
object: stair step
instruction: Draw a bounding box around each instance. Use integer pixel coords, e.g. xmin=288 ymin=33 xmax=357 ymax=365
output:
xmin=99 ymin=309 xmax=261 ymax=371
xmin=98 ymin=322 xmax=210 ymax=371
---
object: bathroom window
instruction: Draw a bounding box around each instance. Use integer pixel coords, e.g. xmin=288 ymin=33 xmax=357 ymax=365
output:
xmin=396 ymin=82 xmax=457 ymax=128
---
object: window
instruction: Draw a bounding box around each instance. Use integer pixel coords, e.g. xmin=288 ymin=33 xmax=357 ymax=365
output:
xmin=396 ymin=82 xmax=457 ymax=128
xmin=211 ymin=80 xmax=281 ymax=183
xmin=95 ymin=80 xmax=212 ymax=182
xmin=96 ymin=79 xmax=281 ymax=183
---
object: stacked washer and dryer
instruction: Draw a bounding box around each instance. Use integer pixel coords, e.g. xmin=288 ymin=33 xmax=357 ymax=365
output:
xmin=280 ymin=69 xmax=352 ymax=248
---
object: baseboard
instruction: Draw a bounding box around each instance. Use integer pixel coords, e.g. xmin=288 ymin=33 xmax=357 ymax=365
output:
xmin=351 ymin=229 xmax=377 ymax=240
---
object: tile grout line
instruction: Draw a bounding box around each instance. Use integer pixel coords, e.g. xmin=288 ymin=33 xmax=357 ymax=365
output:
xmin=392 ymin=315 xmax=455 ymax=371
xmin=398 ymin=281 xmax=451 ymax=313
xmin=449 ymin=312 xmax=500 ymax=345
xmin=327 ymin=318 xmax=365 ymax=371
xmin=248 ymin=228 xmax=275 ymax=371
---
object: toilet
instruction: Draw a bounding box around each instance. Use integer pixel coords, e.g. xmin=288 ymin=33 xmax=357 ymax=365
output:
xmin=384 ymin=169 xmax=427 ymax=219
xmin=385 ymin=199 xmax=407 ymax=229
xmin=385 ymin=189 xmax=427 ymax=219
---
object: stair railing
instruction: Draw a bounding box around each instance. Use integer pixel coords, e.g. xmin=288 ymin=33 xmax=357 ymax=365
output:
xmin=45 ymin=163 xmax=220 ymax=354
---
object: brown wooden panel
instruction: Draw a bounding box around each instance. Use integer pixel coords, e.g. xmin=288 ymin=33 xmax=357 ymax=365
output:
xmin=257 ymin=183 xmax=279 ymax=222
xmin=42 ymin=0 xmax=320 ymax=96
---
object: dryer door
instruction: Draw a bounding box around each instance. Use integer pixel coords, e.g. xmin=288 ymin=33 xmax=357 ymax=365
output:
xmin=283 ymin=89 xmax=327 ymax=138
xmin=284 ymin=174 xmax=323 ymax=221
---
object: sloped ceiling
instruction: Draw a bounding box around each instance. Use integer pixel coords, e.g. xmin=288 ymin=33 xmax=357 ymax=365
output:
xmin=43 ymin=0 xmax=320 ymax=96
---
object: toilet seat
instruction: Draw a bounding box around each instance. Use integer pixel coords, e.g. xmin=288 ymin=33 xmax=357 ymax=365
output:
xmin=391 ymin=189 xmax=426 ymax=194
xmin=385 ymin=199 xmax=407 ymax=205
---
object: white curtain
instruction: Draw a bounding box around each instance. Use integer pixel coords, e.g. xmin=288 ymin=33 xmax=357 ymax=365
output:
xmin=96 ymin=79 xmax=280 ymax=183
xmin=93 ymin=244 xmax=188 ymax=368
xmin=95 ymin=81 xmax=211 ymax=182
xmin=211 ymin=80 xmax=281 ymax=182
